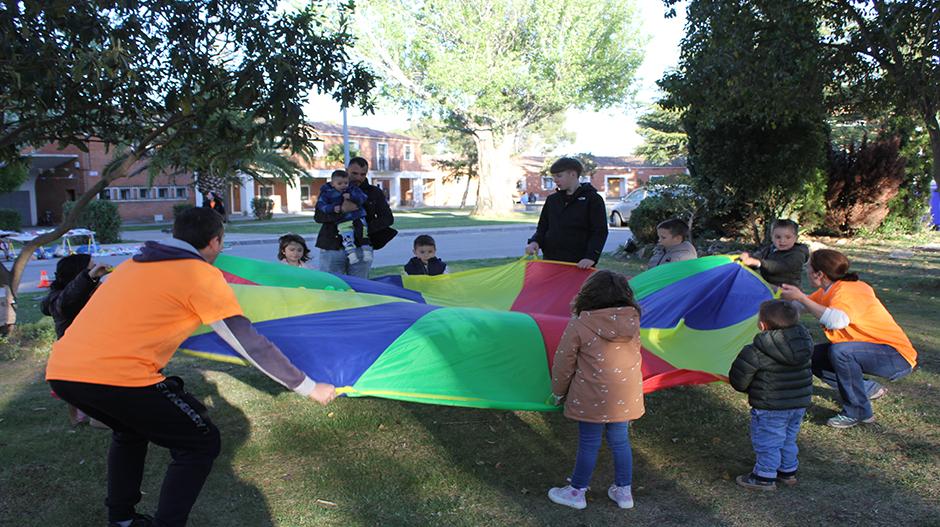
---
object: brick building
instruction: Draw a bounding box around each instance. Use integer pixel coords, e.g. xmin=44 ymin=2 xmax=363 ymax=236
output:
xmin=515 ymin=155 xmax=688 ymax=201
xmin=2 ymin=142 xmax=194 ymax=226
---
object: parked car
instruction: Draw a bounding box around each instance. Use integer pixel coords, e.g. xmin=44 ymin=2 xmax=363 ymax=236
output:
xmin=608 ymin=184 xmax=696 ymax=227
xmin=608 ymin=188 xmax=652 ymax=227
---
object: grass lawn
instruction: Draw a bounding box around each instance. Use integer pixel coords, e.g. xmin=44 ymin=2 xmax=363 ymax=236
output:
xmin=1 ymin=236 xmax=938 ymax=526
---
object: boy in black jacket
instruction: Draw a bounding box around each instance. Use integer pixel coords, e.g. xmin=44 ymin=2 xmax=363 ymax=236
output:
xmin=740 ymin=219 xmax=809 ymax=287
xmin=729 ymin=299 xmax=814 ymax=491
xmin=404 ymin=235 xmax=447 ymax=276
xmin=524 ymin=157 xmax=608 ymax=269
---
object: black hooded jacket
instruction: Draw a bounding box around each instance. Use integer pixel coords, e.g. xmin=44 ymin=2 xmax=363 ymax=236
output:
xmin=528 ymin=183 xmax=609 ymax=264
xmin=40 ymin=271 xmax=100 ymax=339
xmin=729 ymin=324 xmax=814 ymax=410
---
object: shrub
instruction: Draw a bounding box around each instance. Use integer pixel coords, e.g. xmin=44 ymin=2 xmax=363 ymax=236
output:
xmin=173 ymin=203 xmax=195 ymax=219
xmin=0 ymin=208 xmax=22 ymax=231
xmin=251 ymin=197 xmax=274 ymax=220
xmin=62 ymin=199 xmax=122 ymax=243
xmin=627 ymin=182 xmax=706 ymax=245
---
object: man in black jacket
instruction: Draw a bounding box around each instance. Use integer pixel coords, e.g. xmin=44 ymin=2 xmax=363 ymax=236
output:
xmin=524 ymin=157 xmax=608 ymax=269
xmin=315 ymin=157 xmax=396 ymax=277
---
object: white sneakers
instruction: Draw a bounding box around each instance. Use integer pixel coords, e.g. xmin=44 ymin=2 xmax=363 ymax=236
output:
xmin=547 ymin=484 xmax=634 ymax=510
xmin=547 ymin=485 xmax=587 ymax=509
xmin=608 ymin=484 xmax=634 ymax=509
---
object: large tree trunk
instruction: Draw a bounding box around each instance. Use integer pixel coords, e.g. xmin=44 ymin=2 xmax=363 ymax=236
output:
xmin=471 ymin=129 xmax=516 ymax=217
xmin=460 ymin=175 xmax=471 ymax=208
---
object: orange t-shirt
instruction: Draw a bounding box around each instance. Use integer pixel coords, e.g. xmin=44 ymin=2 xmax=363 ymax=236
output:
xmin=46 ymin=258 xmax=243 ymax=387
xmin=808 ymin=280 xmax=917 ymax=367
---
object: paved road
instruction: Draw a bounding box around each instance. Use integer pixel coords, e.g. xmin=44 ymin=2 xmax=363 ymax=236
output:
xmin=7 ymin=224 xmax=633 ymax=295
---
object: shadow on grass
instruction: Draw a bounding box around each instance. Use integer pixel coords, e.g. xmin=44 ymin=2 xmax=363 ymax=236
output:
xmin=0 ymin=358 xmax=274 ymax=526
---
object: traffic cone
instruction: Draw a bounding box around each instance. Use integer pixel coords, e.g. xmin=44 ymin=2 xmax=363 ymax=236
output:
xmin=38 ymin=270 xmax=51 ymax=288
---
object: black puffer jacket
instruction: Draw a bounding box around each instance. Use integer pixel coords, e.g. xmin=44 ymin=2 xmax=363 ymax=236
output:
xmin=40 ymin=270 xmax=100 ymax=338
xmin=752 ymin=243 xmax=810 ymax=287
xmin=528 ymin=183 xmax=608 ymax=264
xmin=403 ymin=257 xmax=447 ymax=276
xmin=729 ymin=324 xmax=814 ymax=410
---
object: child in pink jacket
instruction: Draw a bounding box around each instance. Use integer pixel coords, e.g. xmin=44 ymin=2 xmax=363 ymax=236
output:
xmin=548 ymin=270 xmax=645 ymax=510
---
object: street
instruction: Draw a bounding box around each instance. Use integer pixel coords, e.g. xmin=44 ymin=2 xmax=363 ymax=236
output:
xmin=7 ymin=225 xmax=634 ymax=295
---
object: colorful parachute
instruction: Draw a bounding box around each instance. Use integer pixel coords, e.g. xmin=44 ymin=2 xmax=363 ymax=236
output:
xmin=180 ymin=254 xmax=775 ymax=411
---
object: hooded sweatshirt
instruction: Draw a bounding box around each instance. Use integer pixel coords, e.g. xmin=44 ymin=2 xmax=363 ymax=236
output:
xmin=528 ymin=183 xmax=609 ymax=264
xmin=551 ymin=306 xmax=644 ymax=423
xmin=46 ymin=239 xmax=316 ymax=396
xmin=729 ymin=324 xmax=814 ymax=410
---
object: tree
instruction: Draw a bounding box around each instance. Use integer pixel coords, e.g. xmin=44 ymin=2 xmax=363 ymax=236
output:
xmin=820 ymin=0 xmax=940 ymax=191
xmin=660 ymin=0 xmax=828 ymax=242
xmin=406 ymin=117 xmax=480 ymax=208
xmin=633 ymin=104 xmax=687 ymax=165
xmin=355 ymin=0 xmax=645 ymax=216
xmin=825 ymin=134 xmax=906 ymax=233
xmin=324 ymin=143 xmax=361 ymax=168
xmin=0 ymin=0 xmax=374 ymax=330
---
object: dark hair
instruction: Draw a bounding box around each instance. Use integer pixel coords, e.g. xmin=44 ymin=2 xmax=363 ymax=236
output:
xmin=771 ymin=218 xmax=799 ymax=236
xmin=51 ymin=253 xmax=91 ymax=290
xmin=278 ymin=233 xmax=310 ymax=262
xmin=413 ymin=234 xmax=436 ymax=249
xmin=330 ymin=169 xmax=348 ymax=180
xmin=759 ymin=299 xmax=800 ymax=330
xmin=809 ymin=249 xmax=859 ymax=282
xmin=348 ymin=157 xmax=369 ymax=170
xmin=173 ymin=207 xmax=224 ymax=249
xmin=572 ymin=270 xmax=641 ymax=316
xmin=549 ymin=157 xmax=583 ymax=176
xmin=656 ymin=218 xmax=690 ymax=241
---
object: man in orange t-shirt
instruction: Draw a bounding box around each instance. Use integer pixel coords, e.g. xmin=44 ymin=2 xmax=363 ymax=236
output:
xmin=47 ymin=208 xmax=335 ymax=527
xmin=781 ymin=249 xmax=916 ymax=429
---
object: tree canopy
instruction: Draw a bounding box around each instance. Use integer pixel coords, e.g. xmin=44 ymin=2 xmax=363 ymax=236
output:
xmin=633 ymin=104 xmax=687 ymax=165
xmin=0 ymin=0 xmax=375 ymax=327
xmin=355 ymin=0 xmax=646 ymax=216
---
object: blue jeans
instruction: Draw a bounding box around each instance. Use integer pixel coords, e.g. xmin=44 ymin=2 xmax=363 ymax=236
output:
xmin=570 ymin=421 xmax=632 ymax=489
xmin=812 ymin=342 xmax=912 ymax=420
xmin=318 ymin=249 xmax=372 ymax=278
xmin=750 ymin=408 xmax=804 ymax=479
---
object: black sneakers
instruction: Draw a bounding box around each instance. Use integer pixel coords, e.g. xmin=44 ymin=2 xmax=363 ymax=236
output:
xmin=735 ymin=473 xmax=776 ymax=491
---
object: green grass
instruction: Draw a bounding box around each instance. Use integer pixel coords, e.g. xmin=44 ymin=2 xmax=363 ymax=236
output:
xmin=2 ymin=236 xmax=938 ymax=526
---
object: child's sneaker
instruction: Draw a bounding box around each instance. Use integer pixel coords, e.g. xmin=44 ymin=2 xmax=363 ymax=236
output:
xmin=776 ymin=471 xmax=798 ymax=487
xmin=547 ymin=485 xmax=587 ymax=510
xmin=735 ymin=473 xmax=776 ymax=491
xmin=346 ymin=250 xmax=360 ymax=264
xmin=607 ymin=484 xmax=634 ymax=509
xmin=361 ymin=245 xmax=374 ymax=262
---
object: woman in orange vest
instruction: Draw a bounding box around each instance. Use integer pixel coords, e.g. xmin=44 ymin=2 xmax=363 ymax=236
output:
xmin=781 ymin=249 xmax=916 ymax=429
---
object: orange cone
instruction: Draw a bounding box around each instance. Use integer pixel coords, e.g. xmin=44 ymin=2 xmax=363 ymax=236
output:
xmin=38 ymin=270 xmax=51 ymax=288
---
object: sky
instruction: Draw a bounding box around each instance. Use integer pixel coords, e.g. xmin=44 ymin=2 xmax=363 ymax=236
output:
xmin=302 ymin=0 xmax=687 ymax=157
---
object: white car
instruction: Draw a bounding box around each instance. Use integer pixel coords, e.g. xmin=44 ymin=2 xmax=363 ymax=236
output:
xmin=608 ymin=188 xmax=652 ymax=227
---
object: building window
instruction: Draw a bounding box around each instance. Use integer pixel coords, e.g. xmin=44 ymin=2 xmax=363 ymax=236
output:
xmin=139 ymin=188 xmax=150 ymax=199
xmin=157 ymin=187 xmax=169 ymax=199
xmin=348 ymin=140 xmax=359 ymax=153
xmin=99 ymin=189 xmax=112 ymax=200
xmin=175 ymin=187 xmax=188 ymax=199
xmin=260 ymin=185 xmax=274 ymax=197
xmin=300 ymin=185 xmax=311 ymax=202
xmin=312 ymin=140 xmax=326 ymax=157
xmin=118 ymin=188 xmax=133 ymax=201
xmin=376 ymin=142 xmax=389 ymax=171
xmin=541 ymin=176 xmax=556 ymax=190
xmin=404 ymin=144 xmax=414 ymax=161
xmin=579 ymin=175 xmax=591 ymax=183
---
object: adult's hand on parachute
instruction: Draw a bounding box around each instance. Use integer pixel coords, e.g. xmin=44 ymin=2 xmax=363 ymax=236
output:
xmin=576 ymin=258 xmax=595 ymax=269
xmin=778 ymin=284 xmax=806 ymax=302
xmin=524 ymin=242 xmax=539 ymax=256
xmin=309 ymin=383 xmax=337 ymax=405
